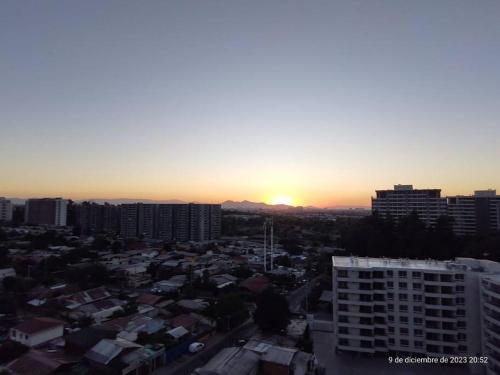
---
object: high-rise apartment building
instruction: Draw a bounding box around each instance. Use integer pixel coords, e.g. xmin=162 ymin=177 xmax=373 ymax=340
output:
xmin=75 ymin=202 xmax=120 ymax=235
xmin=372 ymin=185 xmax=447 ymax=226
xmin=24 ymin=198 xmax=68 ymax=226
xmin=119 ymin=203 xmax=221 ymax=242
xmin=0 ymin=198 xmax=13 ymax=222
xmin=332 ymin=256 xmax=500 ymax=374
xmin=447 ymin=190 xmax=500 ymax=236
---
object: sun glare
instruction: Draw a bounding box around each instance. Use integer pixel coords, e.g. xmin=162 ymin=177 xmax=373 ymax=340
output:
xmin=270 ymin=195 xmax=294 ymax=206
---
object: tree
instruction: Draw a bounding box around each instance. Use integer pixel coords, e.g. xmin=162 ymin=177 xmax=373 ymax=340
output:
xmin=297 ymin=325 xmax=314 ymax=353
xmin=205 ymin=293 xmax=248 ymax=331
xmin=274 ymin=255 xmax=292 ymax=268
xmin=253 ymin=289 xmax=290 ymax=334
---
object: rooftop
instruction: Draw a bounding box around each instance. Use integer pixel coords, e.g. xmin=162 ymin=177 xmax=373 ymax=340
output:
xmin=332 ymin=256 xmax=462 ymax=271
xmin=12 ymin=317 xmax=65 ymax=335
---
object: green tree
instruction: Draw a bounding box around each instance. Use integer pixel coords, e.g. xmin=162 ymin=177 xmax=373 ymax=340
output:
xmin=205 ymin=293 xmax=248 ymax=331
xmin=253 ymin=289 xmax=290 ymax=334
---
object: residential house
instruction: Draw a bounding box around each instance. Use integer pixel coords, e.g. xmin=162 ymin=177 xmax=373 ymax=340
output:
xmin=9 ymin=317 xmax=65 ymax=347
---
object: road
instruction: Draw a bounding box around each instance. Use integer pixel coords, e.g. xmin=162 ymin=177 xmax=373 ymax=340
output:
xmin=152 ymin=278 xmax=318 ymax=375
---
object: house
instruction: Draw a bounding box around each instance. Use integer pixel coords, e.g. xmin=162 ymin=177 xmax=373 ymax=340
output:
xmin=170 ymin=314 xmax=200 ymax=333
xmin=68 ymin=298 xmax=126 ymax=322
xmin=193 ymin=341 xmax=317 ymax=375
xmin=151 ymin=275 xmax=187 ymax=293
xmin=166 ymin=326 xmax=189 ymax=341
xmin=60 ymin=286 xmax=111 ymax=310
xmin=6 ymin=349 xmax=79 ymax=375
xmin=64 ymin=326 xmax=117 ymax=355
xmin=103 ymin=314 xmax=166 ymax=342
xmin=85 ymin=338 xmax=165 ymax=375
xmin=176 ymin=299 xmax=209 ymax=312
xmin=136 ymin=293 xmax=164 ymax=307
xmin=9 ymin=317 xmax=65 ymax=347
xmin=117 ymin=263 xmax=151 ymax=287
xmin=210 ymin=274 xmax=238 ymax=289
xmin=240 ymin=275 xmax=270 ymax=295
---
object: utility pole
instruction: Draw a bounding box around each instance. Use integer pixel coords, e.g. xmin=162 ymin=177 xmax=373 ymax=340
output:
xmin=270 ymin=219 xmax=274 ymax=271
xmin=263 ymin=220 xmax=267 ymax=272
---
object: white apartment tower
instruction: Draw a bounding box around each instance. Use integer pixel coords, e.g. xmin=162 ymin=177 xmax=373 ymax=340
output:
xmin=332 ymin=256 xmax=500 ymax=375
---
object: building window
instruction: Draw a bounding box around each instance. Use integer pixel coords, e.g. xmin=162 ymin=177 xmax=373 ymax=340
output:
xmin=414 ymin=329 xmax=423 ymax=337
xmin=400 ymin=339 xmax=409 ymax=347
xmin=413 ymin=306 xmax=422 ymax=313
xmin=413 ymin=295 xmax=422 ymax=302
xmin=387 ymin=270 xmax=393 ymax=277
xmin=414 ymin=317 xmax=423 ymax=325
xmin=455 ymin=274 xmax=464 ymax=281
xmin=412 ymin=272 xmax=421 ymax=279
xmin=387 ymin=281 xmax=394 ymax=289
xmin=456 ymin=297 xmax=465 ymax=305
xmin=399 ymin=305 xmax=408 ymax=312
xmin=456 ymin=285 xmax=465 ymax=293
xmin=399 ymin=271 xmax=407 ymax=278
xmin=413 ymin=283 xmax=422 ymax=290
xmin=400 ymin=316 xmax=408 ymax=324
xmin=388 ymin=315 xmax=394 ymax=322
xmin=399 ymin=293 xmax=408 ymax=301
xmin=338 ymin=270 xmax=348 ymax=278
xmin=399 ymin=282 xmax=407 ymax=289
xmin=400 ymin=328 xmax=408 ymax=336
xmin=389 ymin=338 xmax=395 ymax=345
xmin=414 ymin=340 xmax=423 ymax=348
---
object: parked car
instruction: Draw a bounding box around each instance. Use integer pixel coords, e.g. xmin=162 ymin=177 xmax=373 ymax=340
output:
xmin=189 ymin=342 xmax=205 ymax=353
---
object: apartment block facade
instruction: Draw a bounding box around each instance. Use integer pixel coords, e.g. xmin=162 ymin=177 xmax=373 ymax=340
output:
xmin=332 ymin=256 xmax=500 ymax=375
xmin=24 ymin=198 xmax=68 ymax=226
xmin=119 ymin=203 xmax=221 ymax=242
xmin=0 ymin=197 xmax=13 ymax=222
xmin=75 ymin=202 xmax=120 ymax=235
xmin=447 ymin=190 xmax=500 ymax=236
xmin=372 ymin=185 xmax=447 ymax=226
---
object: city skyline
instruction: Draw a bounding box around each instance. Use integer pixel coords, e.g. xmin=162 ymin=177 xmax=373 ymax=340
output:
xmin=2 ymin=1 xmax=500 ymax=207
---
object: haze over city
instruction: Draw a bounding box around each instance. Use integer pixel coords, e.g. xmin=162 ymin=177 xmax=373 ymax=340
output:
xmin=1 ymin=0 xmax=500 ymax=207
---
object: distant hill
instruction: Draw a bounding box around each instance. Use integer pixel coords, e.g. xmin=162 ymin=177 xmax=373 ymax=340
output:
xmin=223 ymin=200 xmax=308 ymax=211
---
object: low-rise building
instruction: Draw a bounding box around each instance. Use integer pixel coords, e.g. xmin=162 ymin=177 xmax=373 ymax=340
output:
xmin=9 ymin=317 xmax=65 ymax=347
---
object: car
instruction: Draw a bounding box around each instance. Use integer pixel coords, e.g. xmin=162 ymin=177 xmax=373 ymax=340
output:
xmin=188 ymin=342 xmax=205 ymax=353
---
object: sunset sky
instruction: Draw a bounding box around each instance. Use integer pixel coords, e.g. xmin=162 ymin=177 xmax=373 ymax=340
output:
xmin=1 ymin=1 xmax=499 ymax=207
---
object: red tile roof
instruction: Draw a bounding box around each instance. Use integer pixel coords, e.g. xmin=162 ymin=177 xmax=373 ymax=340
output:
xmin=240 ymin=275 xmax=270 ymax=294
xmin=136 ymin=293 xmax=163 ymax=306
xmin=13 ymin=317 xmax=65 ymax=335
xmin=7 ymin=350 xmax=79 ymax=375
xmin=170 ymin=314 xmax=199 ymax=329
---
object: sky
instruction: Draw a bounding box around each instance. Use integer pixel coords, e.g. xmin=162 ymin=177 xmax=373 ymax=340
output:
xmin=1 ymin=1 xmax=499 ymax=207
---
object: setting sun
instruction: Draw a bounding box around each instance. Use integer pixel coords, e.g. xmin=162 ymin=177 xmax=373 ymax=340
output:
xmin=270 ymin=195 xmax=294 ymax=206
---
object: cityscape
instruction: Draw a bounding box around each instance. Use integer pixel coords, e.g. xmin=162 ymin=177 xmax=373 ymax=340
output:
xmin=1 ymin=2 xmax=500 ymax=375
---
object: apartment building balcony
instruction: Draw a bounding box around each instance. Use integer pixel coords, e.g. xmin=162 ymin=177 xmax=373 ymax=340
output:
xmin=484 ymin=307 xmax=500 ymax=322
xmin=485 ymin=321 xmax=500 ymax=341
xmin=484 ymin=292 xmax=500 ymax=308
xmin=483 ymin=282 xmax=500 ymax=296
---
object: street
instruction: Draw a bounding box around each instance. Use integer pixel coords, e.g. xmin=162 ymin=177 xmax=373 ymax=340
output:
xmin=152 ymin=277 xmax=318 ymax=375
